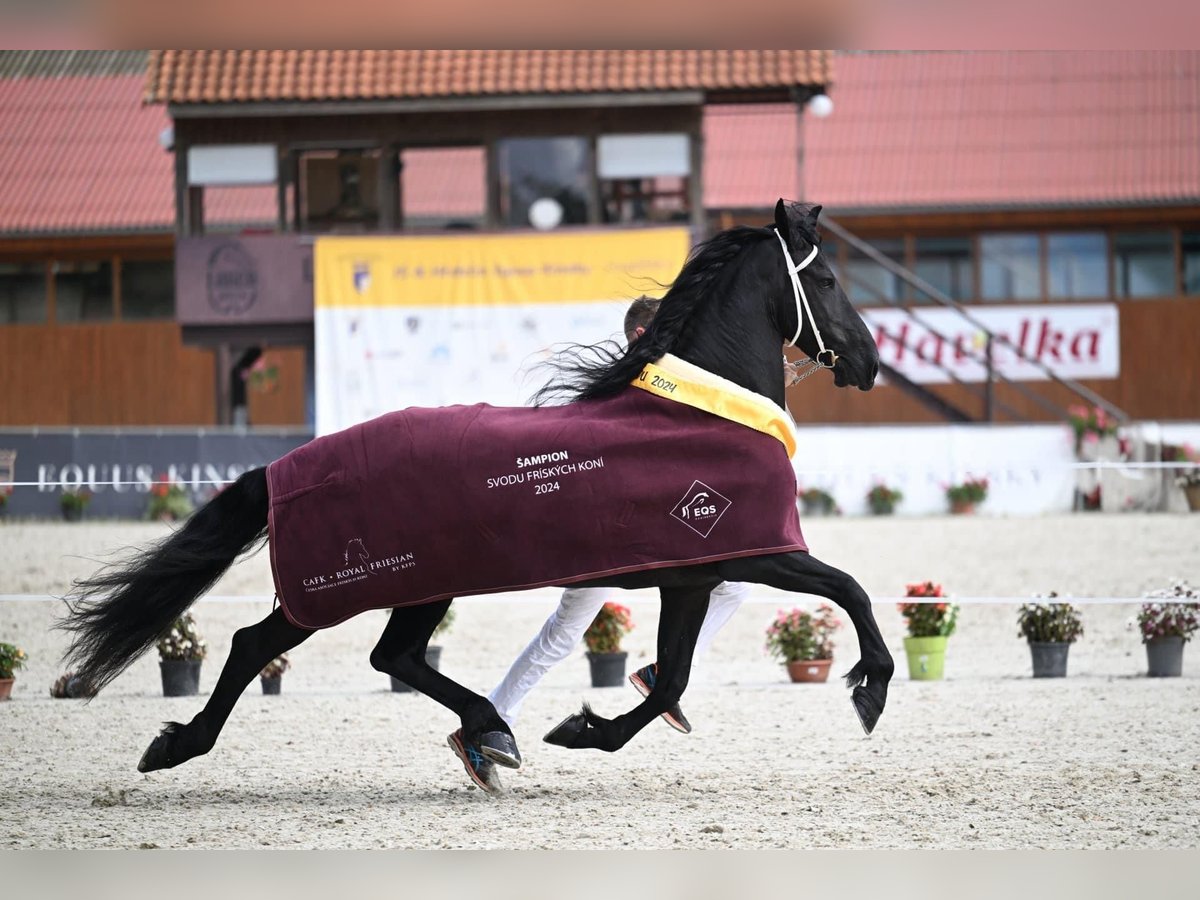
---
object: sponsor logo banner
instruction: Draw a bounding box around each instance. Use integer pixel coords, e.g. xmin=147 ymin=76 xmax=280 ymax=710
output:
xmin=863 ymin=303 xmax=1119 ymax=384
xmin=313 ymin=228 xmax=691 ymax=435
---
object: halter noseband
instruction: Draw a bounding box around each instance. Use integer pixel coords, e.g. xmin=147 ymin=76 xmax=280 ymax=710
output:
xmin=775 ymin=228 xmax=838 ymax=384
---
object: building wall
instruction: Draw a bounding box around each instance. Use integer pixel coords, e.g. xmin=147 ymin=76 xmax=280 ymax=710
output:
xmin=0 ymin=321 xmax=305 ymax=426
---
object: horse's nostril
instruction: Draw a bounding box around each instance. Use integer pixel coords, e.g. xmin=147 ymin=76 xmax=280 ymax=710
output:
xmin=870 ymin=360 xmax=880 ymax=382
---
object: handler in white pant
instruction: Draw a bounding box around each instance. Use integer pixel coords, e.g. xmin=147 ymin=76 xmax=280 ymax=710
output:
xmin=486 ymin=296 xmax=753 ymax=735
xmin=488 ymin=580 xmax=752 ymax=730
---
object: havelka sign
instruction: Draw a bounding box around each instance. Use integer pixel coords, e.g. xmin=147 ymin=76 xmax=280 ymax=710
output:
xmin=176 ymin=236 xmax=313 ymax=326
xmin=862 ymin=303 xmax=1119 ymax=384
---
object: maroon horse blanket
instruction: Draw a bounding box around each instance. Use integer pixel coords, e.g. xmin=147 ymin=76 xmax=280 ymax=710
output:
xmin=268 ymin=364 xmax=806 ymax=629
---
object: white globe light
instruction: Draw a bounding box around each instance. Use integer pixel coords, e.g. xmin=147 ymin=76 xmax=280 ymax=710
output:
xmin=807 ymin=93 xmax=834 ymax=118
xmin=528 ymin=197 xmax=564 ymax=230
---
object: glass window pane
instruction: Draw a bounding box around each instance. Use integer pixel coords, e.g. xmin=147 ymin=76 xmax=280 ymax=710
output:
xmin=0 ymin=262 xmax=47 ymax=323
xmin=980 ymin=233 xmax=1040 ymax=301
xmin=1183 ymin=232 xmax=1200 ymax=295
xmin=1047 ymin=232 xmax=1108 ymax=299
xmin=845 ymin=239 xmax=904 ymax=306
xmin=55 ymin=260 xmax=114 ymax=322
xmin=497 ymin=137 xmax=590 ymax=228
xmin=122 ymin=259 xmax=175 ymax=319
xmin=1114 ymin=232 xmax=1174 ymax=297
xmin=913 ymin=236 xmax=973 ymax=303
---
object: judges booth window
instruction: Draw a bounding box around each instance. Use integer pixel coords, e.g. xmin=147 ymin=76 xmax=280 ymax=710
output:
xmin=122 ymin=259 xmax=175 ymax=320
xmin=1115 ymin=232 xmax=1175 ymax=298
xmin=1182 ymin=231 xmax=1200 ymax=295
xmin=401 ymin=146 xmax=486 ymax=229
xmin=1047 ymin=232 xmax=1108 ymax=299
xmin=0 ymin=262 xmax=47 ymax=324
xmin=913 ymin=237 xmax=973 ymax=303
xmin=497 ymin=137 xmax=590 ymax=228
xmin=845 ymin=239 xmax=905 ymax=306
xmin=980 ymin=233 xmax=1040 ymax=301
xmin=597 ymin=134 xmax=691 ymax=224
xmin=55 ymin=260 xmax=114 ymax=322
xmin=300 ymin=149 xmax=381 ymax=233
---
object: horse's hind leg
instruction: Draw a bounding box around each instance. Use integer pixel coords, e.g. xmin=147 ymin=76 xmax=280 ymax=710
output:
xmin=370 ymin=601 xmax=518 ymax=784
xmin=138 ymin=607 xmax=313 ymax=773
xmin=719 ymin=551 xmax=894 ymax=734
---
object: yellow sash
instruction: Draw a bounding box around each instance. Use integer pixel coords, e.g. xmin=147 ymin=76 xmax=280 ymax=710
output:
xmin=631 ymin=355 xmax=797 ymax=458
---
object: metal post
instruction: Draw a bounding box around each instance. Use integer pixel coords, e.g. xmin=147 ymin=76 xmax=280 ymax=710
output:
xmin=984 ymin=334 xmax=995 ymax=422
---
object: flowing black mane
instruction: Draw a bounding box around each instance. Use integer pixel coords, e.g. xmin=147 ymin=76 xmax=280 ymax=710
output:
xmin=532 ymin=225 xmax=773 ymax=405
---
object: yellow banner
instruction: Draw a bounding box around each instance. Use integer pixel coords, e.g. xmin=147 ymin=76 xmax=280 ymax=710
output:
xmin=315 ymin=228 xmax=691 ymax=308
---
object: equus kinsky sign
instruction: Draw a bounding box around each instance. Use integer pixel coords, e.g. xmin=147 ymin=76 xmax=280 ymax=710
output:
xmin=0 ymin=430 xmax=311 ymax=518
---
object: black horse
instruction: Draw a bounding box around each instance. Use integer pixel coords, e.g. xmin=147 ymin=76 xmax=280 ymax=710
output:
xmin=61 ymin=200 xmax=891 ymax=791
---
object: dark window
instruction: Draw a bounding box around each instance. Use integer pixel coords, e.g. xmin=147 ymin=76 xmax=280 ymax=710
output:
xmin=980 ymin=233 xmax=1040 ymax=301
xmin=913 ymin=236 xmax=973 ymax=303
xmin=54 ymin=260 xmax=113 ymax=321
xmin=1047 ymin=232 xmax=1108 ymax=299
xmin=496 ymin=137 xmax=590 ymax=228
xmin=0 ymin=262 xmax=47 ymax=323
xmin=600 ymin=176 xmax=689 ymax=225
xmin=844 ymin=239 xmax=905 ymax=306
xmin=1182 ymin=231 xmax=1200 ymax=295
xmin=122 ymin=259 xmax=175 ymax=320
xmin=299 ymin=149 xmax=381 ymax=233
xmin=1114 ymin=232 xmax=1175 ymax=298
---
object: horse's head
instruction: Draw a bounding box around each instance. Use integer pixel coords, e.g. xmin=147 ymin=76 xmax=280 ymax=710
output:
xmin=773 ymin=200 xmax=879 ymax=391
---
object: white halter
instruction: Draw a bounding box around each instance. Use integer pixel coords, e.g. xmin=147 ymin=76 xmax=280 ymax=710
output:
xmin=775 ymin=228 xmax=838 ymax=376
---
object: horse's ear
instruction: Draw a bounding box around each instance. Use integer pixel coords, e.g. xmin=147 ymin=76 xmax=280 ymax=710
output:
xmin=774 ymin=199 xmax=790 ymax=239
xmin=804 ymin=204 xmax=823 ymax=230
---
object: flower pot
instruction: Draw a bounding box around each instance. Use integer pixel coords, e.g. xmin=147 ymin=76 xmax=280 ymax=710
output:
xmin=390 ymin=645 xmax=441 ymax=692
xmin=0 ymin=678 xmax=13 ymax=701
xmin=1028 ymin=641 xmax=1071 ymax=678
xmin=587 ymin=651 xmax=628 ymax=687
xmin=1145 ymin=637 xmax=1185 ymax=677
xmin=1184 ymin=484 xmax=1200 ymax=513
xmin=903 ymin=635 xmax=948 ymax=680
xmin=949 ymin=500 xmax=975 ymax=515
xmin=801 ymin=500 xmax=834 ymax=517
xmin=869 ymin=503 xmax=895 ymax=516
xmin=786 ymin=659 xmax=832 ymax=683
xmin=62 ymin=506 xmax=83 ymax=522
xmin=160 ymin=660 xmax=201 ymax=696
xmin=260 ymin=676 xmax=282 ymax=695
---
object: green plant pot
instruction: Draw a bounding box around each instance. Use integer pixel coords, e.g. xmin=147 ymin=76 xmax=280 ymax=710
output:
xmin=903 ymin=635 xmax=948 ymax=680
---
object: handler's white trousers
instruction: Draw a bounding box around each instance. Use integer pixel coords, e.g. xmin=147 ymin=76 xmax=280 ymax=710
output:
xmin=487 ymin=581 xmax=751 ymax=728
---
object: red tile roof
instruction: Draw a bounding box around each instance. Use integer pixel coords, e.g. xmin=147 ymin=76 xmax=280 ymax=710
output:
xmin=804 ymin=51 xmax=1200 ymax=210
xmin=4 ymin=52 xmax=1198 ymax=237
xmin=144 ymin=51 xmax=832 ymax=104
xmin=0 ymin=73 xmax=273 ymax=235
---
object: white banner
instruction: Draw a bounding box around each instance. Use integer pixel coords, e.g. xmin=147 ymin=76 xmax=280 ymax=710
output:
xmin=792 ymin=424 xmax=1079 ymax=516
xmin=862 ymin=303 xmax=1120 ymax=384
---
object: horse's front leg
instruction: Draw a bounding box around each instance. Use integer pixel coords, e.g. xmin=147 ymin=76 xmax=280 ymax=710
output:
xmin=544 ymin=582 xmax=711 ymax=752
xmin=720 ymin=551 xmax=894 ymax=734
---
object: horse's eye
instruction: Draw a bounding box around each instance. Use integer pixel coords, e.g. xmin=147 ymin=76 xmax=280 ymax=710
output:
xmin=820 ymin=278 xmax=835 ymax=290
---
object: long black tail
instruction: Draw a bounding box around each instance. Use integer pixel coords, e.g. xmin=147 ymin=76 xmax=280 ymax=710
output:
xmin=59 ymin=467 xmax=271 ymax=693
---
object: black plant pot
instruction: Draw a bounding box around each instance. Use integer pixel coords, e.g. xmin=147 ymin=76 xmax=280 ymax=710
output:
xmin=587 ymin=651 xmax=628 ymax=687
xmin=160 ymin=660 xmax=201 ymax=696
xmin=1146 ymin=637 xmax=1185 ymax=677
xmin=62 ymin=506 xmax=83 ymax=522
xmin=390 ymin=645 xmax=441 ymax=692
xmin=1029 ymin=641 xmax=1070 ymax=678
xmin=260 ymin=676 xmax=282 ymax=695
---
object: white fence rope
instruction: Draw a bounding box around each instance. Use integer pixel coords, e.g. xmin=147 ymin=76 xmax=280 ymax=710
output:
xmin=0 ymin=460 xmax=1196 ymax=489
xmin=1 ymin=593 xmax=1190 ymax=606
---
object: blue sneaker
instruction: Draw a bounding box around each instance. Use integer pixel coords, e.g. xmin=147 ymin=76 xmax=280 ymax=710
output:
xmin=447 ymin=729 xmax=502 ymax=795
xmin=629 ymin=663 xmax=692 ymax=734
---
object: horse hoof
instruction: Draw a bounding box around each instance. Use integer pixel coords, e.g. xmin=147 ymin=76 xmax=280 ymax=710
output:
xmin=543 ymin=712 xmax=589 ymax=748
xmin=480 ymin=730 xmax=522 ymax=769
xmin=137 ymin=722 xmax=183 ymax=773
xmin=851 ymin=687 xmax=882 ymax=736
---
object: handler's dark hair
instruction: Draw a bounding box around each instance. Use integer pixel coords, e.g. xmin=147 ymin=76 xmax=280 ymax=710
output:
xmin=623 ymin=296 xmax=662 ymax=341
